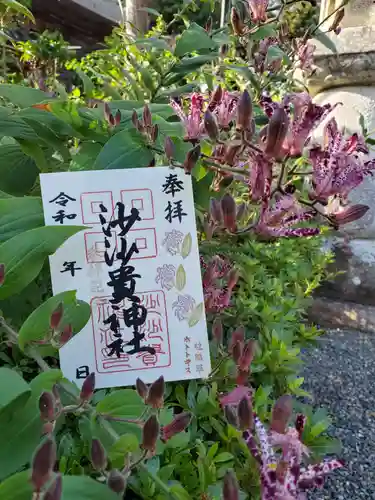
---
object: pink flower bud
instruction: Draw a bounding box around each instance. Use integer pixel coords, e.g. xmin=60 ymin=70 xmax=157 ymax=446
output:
xmin=44 ymin=474 xmax=62 ymax=500
xmin=42 ymin=422 xmax=55 ymax=436
xmin=151 ymin=124 xmax=159 ymax=142
xmin=146 ymin=376 xmax=165 ymax=409
xmin=39 ymin=392 xmax=55 ymax=422
xmin=104 ymin=103 xmax=113 ymax=125
xmin=90 ymin=438 xmax=107 ymax=471
xmin=264 ymin=107 xmax=289 ymax=158
xmin=236 ymin=89 xmax=253 ymax=131
xmin=238 ymin=340 xmax=256 ymax=372
xmin=210 ymin=198 xmax=223 ymax=224
xmin=271 ymin=395 xmax=293 ymax=434
xmin=328 ymin=8 xmax=345 ymax=32
xmin=132 ymin=109 xmax=140 ymax=130
xmin=164 ymin=136 xmax=175 ymax=160
xmin=80 ymin=372 xmax=95 ymax=402
xmin=223 ymin=470 xmax=239 ymax=500
xmin=107 ymin=469 xmax=126 ymax=494
xmin=161 ymin=412 xmax=192 ymax=442
xmin=183 ymin=145 xmax=201 ymax=174
xmin=136 ymin=378 xmax=148 ymax=400
xmin=143 ymin=104 xmax=152 ymax=128
xmin=229 ymin=326 xmax=245 ymax=351
xmin=31 ymin=437 xmax=56 ymax=492
xmin=50 ymin=303 xmax=63 ymax=330
xmin=227 ymin=268 xmax=239 ymax=291
xmin=208 ymin=85 xmax=223 ymax=112
xmin=332 ymin=204 xmax=369 ymax=226
xmin=142 ymin=414 xmax=159 ymax=453
xmin=204 ymin=110 xmax=219 ymax=142
xmin=237 ymin=396 xmax=253 ymax=430
xmin=221 ymin=194 xmax=237 ymax=233
xmin=212 ymin=317 xmax=223 ymax=343
xmin=0 ymin=263 xmax=4 ymax=286
xmin=231 ymin=7 xmax=245 ymax=36
xmin=236 ymin=368 xmax=248 ymax=386
xmin=295 ymin=414 xmax=306 ymax=438
xmin=114 ymin=109 xmax=121 ymax=126
xmin=59 ymin=324 xmax=72 ymax=346
xmin=232 ymin=341 xmax=242 ymax=364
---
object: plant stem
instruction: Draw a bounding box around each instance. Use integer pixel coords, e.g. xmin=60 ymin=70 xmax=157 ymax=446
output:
xmin=137 ymin=462 xmax=176 ymax=499
xmin=311 ymin=0 xmax=348 ymax=35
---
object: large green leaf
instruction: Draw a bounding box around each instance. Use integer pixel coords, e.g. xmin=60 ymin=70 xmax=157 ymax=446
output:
xmin=0 ymin=144 xmax=39 ymax=195
xmin=169 ymin=54 xmax=218 ymax=76
xmin=0 ymin=470 xmax=119 ymax=499
xmin=93 ymin=128 xmax=154 ymax=170
xmin=0 ymin=196 xmax=44 ymax=242
xmin=0 ymin=225 xmax=85 ymax=300
xmin=1 ymin=0 xmax=35 ymax=21
xmin=18 ymin=290 xmax=91 ymax=351
xmin=0 ymin=367 xmax=31 ymax=417
xmin=0 ymin=109 xmax=38 ymax=141
xmin=0 ymin=370 xmax=62 ymax=481
xmin=0 ymin=84 xmax=47 ymax=108
xmin=314 ymin=28 xmax=338 ymax=54
xmin=175 ymin=23 xmax=216 ymax=57
xmin=96 ymin=389 xmax=145 ymax=418
xmin=19 ymin=108 xmax=76 ymax=137
xmin=70 ymin=142 xmax=103 ymax=171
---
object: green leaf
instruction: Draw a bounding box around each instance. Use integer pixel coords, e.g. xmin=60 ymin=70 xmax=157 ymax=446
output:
xmin=175 ymin=23 xmax=216 ymax=57
xmin=0 ymin=110 xmax=38 ymax=141
xmin=214 ymin=452 xmax=234 ymax=463
xmin=18 ymin=290 xmax=91 ymax=351
xmin=109 ymin=434 xmax=139 ymax=467
xmin=137 ymin=7 xmax=161 ymax=16
xmin=18 ymin=140 xmax=47 ymax=171
xmin=0 ymin=367 xmax=31 ymax=417
xmin=135 ymin=37 xmax=170 ymax=52
xmin=0 ymin=84 xmax=47 ymax=108
xmin=251 ymin=24 xmax=277 ymax=41
xmin=0 ymin=471 xmax=119 ymax=500
xmin=266 ymin=45 xmax=286 ymax=64
xmin=0 ymin=225 xmax=85 ymax=299
xmin=314 ymin=28 xmax=337 ymax=53
xmin=0 ymin=196 xmax=43 ymax=244
xmin=93 ymin=128 xmax=153 ymax=170
xmin=70 ymin=142 xmax=103 ymax=171
xmin=77 ymin=69 xmax=95 ymax=98
xmin=188 ymin=302 xmax=204 ymax=327
xmin=19 ymin=107 xmax=76 ymax=137
xmin=0 ymin=370 xmax=62 ymax=481
xmin=96 ymin=389 xmax=145 ymax=418
xmin=1 ymin=0 xmax=35 ymax=21
xmin=170 ymin=54 xmax=218 ymax=76
xmin=176 ymin=264 xmax=186 ymax=291
xmin=181 ymin=233 xmax=192 ymax=258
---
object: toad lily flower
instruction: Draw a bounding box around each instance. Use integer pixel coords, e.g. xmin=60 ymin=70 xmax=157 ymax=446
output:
xmin=295 ymin=40 xmax=316 ymax=74
xmin=211 ymin=89 xmax=239 ymax=129
xmin=309 ymin=118 xmax=375 ymax=201
xmin=170 ymin=93 xmax=204 ymax=141
xmin=255 ymin=195 xmax=319 ymax=239
xmin=248 ymin=0 xmax=268 ymax=23
xmin=243 ymin=400 xmax=343 ymax=500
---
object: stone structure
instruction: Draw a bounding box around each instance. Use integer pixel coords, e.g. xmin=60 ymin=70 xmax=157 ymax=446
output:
xmin=306 ymin=0 xmax=375 ymax=332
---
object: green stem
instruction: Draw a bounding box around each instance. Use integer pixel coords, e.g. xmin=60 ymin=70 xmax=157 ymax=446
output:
xmin=137 ymin=462 xmax=177 ymax=499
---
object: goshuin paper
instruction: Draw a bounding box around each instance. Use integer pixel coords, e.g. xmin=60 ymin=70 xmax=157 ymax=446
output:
xmin=40 ymin=168 xmax=211 ymax=389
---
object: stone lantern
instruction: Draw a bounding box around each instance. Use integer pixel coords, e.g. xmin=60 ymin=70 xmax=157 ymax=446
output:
xmin=306 ymin=0 xmax=375 ymax=331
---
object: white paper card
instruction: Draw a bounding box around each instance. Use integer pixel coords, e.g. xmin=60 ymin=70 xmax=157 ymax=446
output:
xmin=40 ymin=168 xmax=211 ymax=388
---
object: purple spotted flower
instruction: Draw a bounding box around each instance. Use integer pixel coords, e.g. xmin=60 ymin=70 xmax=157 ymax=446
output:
xmin=295 ymin=40 xmax=316 ymax=73
xmin=248 ymin=0 xmax=268 ymax=22
xmin=170 ymin=93 xmax=204 ymax=141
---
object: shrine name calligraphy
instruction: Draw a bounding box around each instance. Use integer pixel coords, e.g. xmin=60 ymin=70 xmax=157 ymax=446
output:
xmin=99 ymin=201 xmax=155 ymax=358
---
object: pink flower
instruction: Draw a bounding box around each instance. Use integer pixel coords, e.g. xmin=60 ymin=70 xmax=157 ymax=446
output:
xmin=161 ymin=412 xmax=192 ymax=442
xmin=296 ymin=40 xmax=316 ymax=73
xmin=170 ymin=93 xmax=204 ymax=141
xmin=212 ymin=90 xmax=238 ymax=129
xmin=254 ymin=38 xmax=282 ymax=74
xmin=219 ymin=385 xmax=252 ymax=407
xmin=202 ymin=256 xmax=236 ymax=313
xmin=248 ymin=0 xmax=268 ymax=23
xmin=309 ymin=118 xmax=375 ymax=201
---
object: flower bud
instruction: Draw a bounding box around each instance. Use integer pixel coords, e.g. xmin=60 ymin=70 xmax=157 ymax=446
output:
xmin=227 ymin=269 xmax=239 ymax=291
xmin=221 ymin=194 xmax=237 ymax=233
xmin=212 ymin=317 xmax=223 ymax=343
xmin=236 ymin=368 xmax=248 ymax=386
xmin=238 ymin=340 xmax=256 ymax=372
xmin=224 ymin=405 xmax=238 ymax=427
xmin=208 ymin=85 xmax=223 ymax=112
xmin=229 ymin=326 xmax=245 ymax=351
xmin=161 ymin=412 xmax=192 ymax=442
xmin=143 ymin=104 xmax=152 ymax=128
xmin=164 ymin=136 xmax=175 ymax=160
xmin=39 ymin=392 xmax=55 ymax=422
xmin=231 ymin=7 xmax=245 ymax=36
xmin=132 ymin=109 xmax=140 ymax=129
xmin=232 ymin=341 xmax=242 ymax=364
xmin=0 ymin=263 xmax=4 ymax=286
xmin=204 ymin=110 xmax=219 ymax=142
xmin=114 ymin=109 xmax=121 ymax=127
xmin=59 ymin=324 xmax=72 ymax=346
xmin=31 ymin=437 xmax=56 ymax=492
xmin=331 ymin=204 xmax=369 ymax=226
xmin=236 ymin=90 xmax=252 ymax=131
xmin=151 ymin=124 xmax=159 ymax=142
xmin=183 ymin=145 xmax=201 ymax=174
xmin=104 ymin=103 xmax=114 ymax=126
xmin=295 ymin=414 xmax=306 ymax=438
xmin=50 ymin=303 xmax=63 ymax=330
xmin=44 ymin=474 xmax=62 ymax=500
xmin=264 ymin=107 xmax=289 ymax=158
xmin=328 ymin=8 xmax=345 ymax=32
xmin=42 ymin=421 xmax=55 ymax=436
xmin=223 ymin=470 xmax=239 ymax=500
xmin=107 ymin=469 xmax=126 ymax=494
xmin=146 ymin=375 xmax=165 ymax=409
xmin=142 ymin=414 xmax=159 ymax=453
xmin=90 ymin=438 xmax=107 ymax=471
xmin=220 ymin=44 xmax=228 ymax=57
xmin=80 ymin=372 xmax=95 ymax=402
xmin=271 ymin=395 xmax=293 ymax=434
xmin=136 ymin=378 xmax=148 ymax=400
xmin=237 ymin=396 xmax=253 ymax=430
xmin=210 ymin=198 xmax=223 ymax=224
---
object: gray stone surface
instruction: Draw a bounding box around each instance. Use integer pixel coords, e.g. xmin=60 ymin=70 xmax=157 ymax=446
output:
xmin=302 ymin=330 xmax=375 ymax=499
